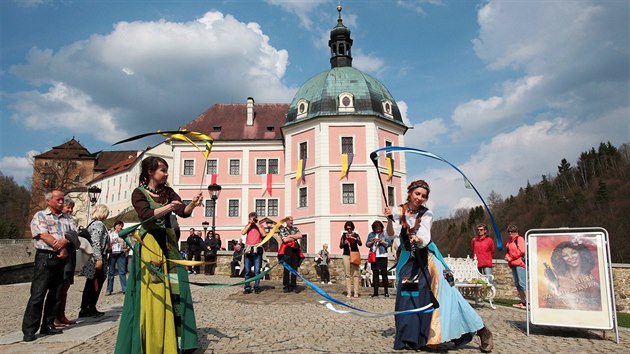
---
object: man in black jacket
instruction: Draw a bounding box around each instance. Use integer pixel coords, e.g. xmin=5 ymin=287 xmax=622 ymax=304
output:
xmin=186 ymin=228 xmax=204 ymax=274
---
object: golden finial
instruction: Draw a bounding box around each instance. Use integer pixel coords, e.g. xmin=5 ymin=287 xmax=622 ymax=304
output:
xmin=337 ymin=1 xmax=342 ymax=20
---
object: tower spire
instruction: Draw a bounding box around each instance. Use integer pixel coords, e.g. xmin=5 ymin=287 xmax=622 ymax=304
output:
xmin=328 ymin=3 xmax=353 ymax=68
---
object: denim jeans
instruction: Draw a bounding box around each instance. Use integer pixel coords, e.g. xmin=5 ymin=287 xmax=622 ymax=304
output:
xmin=106 ymin=252 xmax=127 ymax=293
xmin=478 ymin=266 xmax=494 ymax=285
xmin=243 ymin=252 xmax=262 ymax=290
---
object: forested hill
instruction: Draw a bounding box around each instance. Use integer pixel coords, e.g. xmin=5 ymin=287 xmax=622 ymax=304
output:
xmin=431 ymin=142 xmax=630 ymax=264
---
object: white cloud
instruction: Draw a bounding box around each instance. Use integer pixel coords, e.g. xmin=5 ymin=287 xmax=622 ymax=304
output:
xmin=452 ymin=75 xmax=543 ymax=133
xmin=450 ymin=0 xmax=628 ymax=140
xmin=265 ymin=0 xmax=329 ymax=30
xmin=421 ymin=111 xmax=626 ymax=218
xmin=8 ymin=11 xmax=296 ymax=142
xmin=352 ymin=49 xmax=386 ymax=75
xmin=396 ymin=0 xmax=444 ymax=16
xmin=10 ymin=82 xmax=125 ymax=143
xmin=12 ymin=0 xmax=49 ymax=9
xmin=0 ymin=150 xmax=38 ymax=186
xmin=405 ymin=118 xmax=448 ymax=147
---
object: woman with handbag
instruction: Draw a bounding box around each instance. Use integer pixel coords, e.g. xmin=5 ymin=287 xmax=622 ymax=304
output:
xmin=366 ymin=220 xmax=391 ymax=297
xmin=339 ymin=221 xmax=362 ymax=298
xmin=384 ymin=179 xmax=493 ymax=352
xmin=78 ymin=204 xmax=109 ymax=318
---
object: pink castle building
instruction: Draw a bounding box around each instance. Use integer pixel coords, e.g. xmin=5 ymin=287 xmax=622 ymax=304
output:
xmin=173 ymin=8 xmax=408 ymax=254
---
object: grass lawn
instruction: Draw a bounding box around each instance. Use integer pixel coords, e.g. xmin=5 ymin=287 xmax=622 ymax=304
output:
xmin=493 ymin=298 xmax=630 ymax=328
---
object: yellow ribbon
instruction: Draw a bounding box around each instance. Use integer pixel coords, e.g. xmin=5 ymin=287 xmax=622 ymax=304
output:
xmin=255 ymin=216 xmax=290 ymax=247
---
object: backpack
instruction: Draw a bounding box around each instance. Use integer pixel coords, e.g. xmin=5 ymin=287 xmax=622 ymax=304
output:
xmin=78 ymin=221 xmax=95 ymax=243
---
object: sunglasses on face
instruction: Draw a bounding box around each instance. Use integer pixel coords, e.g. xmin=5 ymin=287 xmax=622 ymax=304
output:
xmin=477 ymin=229 xmax=486 ymax=232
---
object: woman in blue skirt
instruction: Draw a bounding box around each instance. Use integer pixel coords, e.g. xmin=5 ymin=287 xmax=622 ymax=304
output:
xmin=385 ymin=180 xmax=493 ymax=352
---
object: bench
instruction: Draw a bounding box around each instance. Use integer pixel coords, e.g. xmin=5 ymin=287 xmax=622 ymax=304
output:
xmin=445 ymin=255 xmax=496 ymax=309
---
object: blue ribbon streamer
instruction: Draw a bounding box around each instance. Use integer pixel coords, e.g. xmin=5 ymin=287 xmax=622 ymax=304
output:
xmin=371 ymin=146 xmax=503 ymax=250
xmin=282 ymin=261 xmax=434 ymax=317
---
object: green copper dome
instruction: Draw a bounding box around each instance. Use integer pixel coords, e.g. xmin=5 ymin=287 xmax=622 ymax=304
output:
xmin=286 ymin=66 xmax=404 ymax=124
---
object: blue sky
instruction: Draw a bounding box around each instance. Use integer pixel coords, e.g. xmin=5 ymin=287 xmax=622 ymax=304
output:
xmin=1 ymin=0 xmax=628 ymax=218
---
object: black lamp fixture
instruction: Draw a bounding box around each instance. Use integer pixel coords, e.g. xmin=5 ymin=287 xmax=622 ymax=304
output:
xmin=87 ymin=185 xmax=102 ymax=206
xmin=201 ymin=221 xmax=209 ymax=232
xmin=207 ymin=183 xmax=222 ymax=238
xmin=208 ymin=183 xmax=222 ymax=200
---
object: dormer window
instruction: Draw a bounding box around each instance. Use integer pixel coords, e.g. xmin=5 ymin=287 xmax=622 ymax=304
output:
xmin=213 ymin=126 xmax=222 ymax=132
xmin=296 ymin=99 xmax=309 ymax=119
xmin=382 ymin=100 xmax=393 ymax=118
xmin=338 ymin=92 xmax=355 ymax=112
xmin=266 ymin=126 xmax=275 ymax=132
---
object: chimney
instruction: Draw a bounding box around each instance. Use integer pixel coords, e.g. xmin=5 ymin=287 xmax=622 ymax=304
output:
xmin=246 ymin=97 xmax=255 ymax=126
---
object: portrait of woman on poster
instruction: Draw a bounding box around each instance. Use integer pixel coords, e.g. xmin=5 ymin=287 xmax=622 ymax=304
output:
xmin=543 ymin=240 xmax=601 ymax=311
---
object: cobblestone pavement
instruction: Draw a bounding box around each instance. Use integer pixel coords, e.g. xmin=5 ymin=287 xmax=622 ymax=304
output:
xmin=0 ymin=275 xmax=627 ymax=353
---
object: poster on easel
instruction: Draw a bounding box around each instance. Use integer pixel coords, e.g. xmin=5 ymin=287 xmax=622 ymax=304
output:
xmin=526 ymin=228 xmax=617 ymax=335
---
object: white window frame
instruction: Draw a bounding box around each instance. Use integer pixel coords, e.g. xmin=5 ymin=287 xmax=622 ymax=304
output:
xmin=338 ymin=92 xmax=355 ymax=112
xmin=228 ymin=199 xmax=240 ymax=217
xmin=341 ymin=182 xmax=356 ymax=204
xmin=183 ymin=159 xmax=195 ymax=176
xmin=299 ymin=141 xmax=308 ymax=160
xmin=298 ymin=187 xmax=308 ymax=208
xmin=387 ymin=186 xmax=396 ymax=207
xmin=267 ymin=198 xmax=279 ymax=217
xmin=340 ymin=136 xmax=354 ymax=154
xmin=229 ymin=159 xmax=241 ymax=176
xmin=206 ymin=159 xmax=218 ymax=175
xmin=256 ymin=158 xmax=279 ymax=175
xmin=255 ymin=199 xmax=267 ymax=217
xmin=296 ymin=99 xmax=309 ymax=119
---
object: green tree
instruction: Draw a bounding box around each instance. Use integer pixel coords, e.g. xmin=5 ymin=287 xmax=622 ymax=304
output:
xmin=596 ymin=180 xmax=609 ymax=204
xmin=0 ymin=176 xmax=31 ymax=239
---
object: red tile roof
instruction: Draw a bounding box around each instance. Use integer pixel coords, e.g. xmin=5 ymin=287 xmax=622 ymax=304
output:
xmin=180 ymin=103 xmax=289 ymax=141
xmin=35 ymin=138 xmax=93 ymax=160
xmin=90 ymin=155 xmax=139 ymax=183
xmin=95 ymin=150 xmax=139 ymax=172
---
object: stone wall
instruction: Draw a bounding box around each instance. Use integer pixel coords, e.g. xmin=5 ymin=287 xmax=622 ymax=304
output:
xmin=2 ymin=241 xmax=629 ymax=312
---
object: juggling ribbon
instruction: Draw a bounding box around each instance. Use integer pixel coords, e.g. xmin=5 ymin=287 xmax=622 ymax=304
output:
xmin=370 ymin=146 xmax=503 ymax=250
xmin=255 ymin=216 xmax=290 ymax=247
xmin=282 ymin=262 xmax=435 ymax=317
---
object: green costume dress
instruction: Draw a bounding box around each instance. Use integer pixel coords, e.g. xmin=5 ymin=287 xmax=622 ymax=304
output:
xmin=115 ymin=187 xmax=198 ymax=354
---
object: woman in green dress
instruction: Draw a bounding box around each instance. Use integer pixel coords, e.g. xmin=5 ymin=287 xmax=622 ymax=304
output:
xmin=115 ymin=156 xmax=202 ymax=354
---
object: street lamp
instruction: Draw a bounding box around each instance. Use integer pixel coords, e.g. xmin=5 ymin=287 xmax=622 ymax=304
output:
xmin=201 ymin=220 xmax=209 ymax=236
xmin=207 ymin=183 xmax=222 ymax=239
xmin=87 ymin=185 xmax=102 ymax=206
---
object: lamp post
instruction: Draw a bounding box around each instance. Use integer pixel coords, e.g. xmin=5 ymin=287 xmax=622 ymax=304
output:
xmin=201 ymin=221 xmax=209 ymax=237
xmin=87 ymin=185 xmax=102 ymax=206
xmin=86 ymin=185 xmax=101 ymax=225
xmin=207 ymin=184 xmax=222 ymax=240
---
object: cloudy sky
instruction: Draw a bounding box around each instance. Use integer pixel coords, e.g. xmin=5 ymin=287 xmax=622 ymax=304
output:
xmin=1 ymin=0 xmax=628 ymax=218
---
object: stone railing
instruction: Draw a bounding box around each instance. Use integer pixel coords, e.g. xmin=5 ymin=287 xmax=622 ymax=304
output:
xmin=2 ymin=241 xmax=628 ymax=312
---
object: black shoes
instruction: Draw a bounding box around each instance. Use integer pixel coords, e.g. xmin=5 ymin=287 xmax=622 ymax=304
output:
xmin=384 ymin=293 xmax=390 ymax=298
xmin=452 ymin=332 xmax=474 ymax=348
xmin=23 ymin=334 xmax=37 ymax=342
xmin=477 ymin=327 xmax=494 ymax=353
xmin=40 ymin=324 xmax=63 ymax=335
xmin=79 ymin=309 xmax=105 ymax=318
xmin=243 ymin=289 xmax=252 ymax=294
xmin=371 ymin=294 xmax=379 ymax=297
xmin=254 ymin=288 xmax=261 ymax=294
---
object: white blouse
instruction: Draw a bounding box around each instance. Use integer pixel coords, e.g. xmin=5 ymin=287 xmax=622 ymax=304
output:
xmin=388 ymin=206 xmax=433 ymax=249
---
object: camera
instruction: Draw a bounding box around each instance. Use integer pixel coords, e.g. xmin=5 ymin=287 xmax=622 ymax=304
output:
xmin=253 ymin=217 xmax=258 ymax=223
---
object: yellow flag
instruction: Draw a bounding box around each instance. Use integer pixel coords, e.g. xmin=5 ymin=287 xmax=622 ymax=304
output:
xmin=340 ymin=153 xmax=348 ymax=180
xmin=296 ymin=159 xmax=304 ymax=185
xmin=386 ymin=157 xmax=394 ymax=181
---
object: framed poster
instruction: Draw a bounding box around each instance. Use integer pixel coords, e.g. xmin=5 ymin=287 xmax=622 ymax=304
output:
xmin=526 ymin=228 xmax=616 ymax=331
